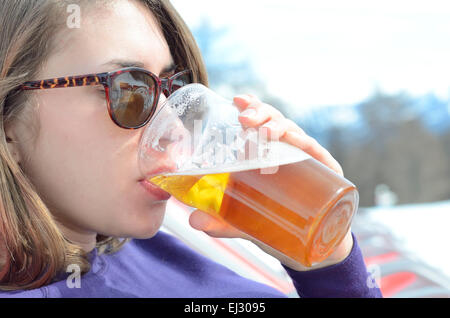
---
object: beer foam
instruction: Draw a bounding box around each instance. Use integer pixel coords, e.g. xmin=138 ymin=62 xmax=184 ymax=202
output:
xmin=165 ymin=141 xmax=311 ymax=176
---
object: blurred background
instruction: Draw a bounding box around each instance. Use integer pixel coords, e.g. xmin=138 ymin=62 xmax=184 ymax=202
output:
xmin=167 ymin=0 xmax=450 ymax=297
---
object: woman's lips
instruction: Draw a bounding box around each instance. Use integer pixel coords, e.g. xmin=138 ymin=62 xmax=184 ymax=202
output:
xmin=139 ymin=164 xmax=176 ymax=200
xmin=139 ymin=179 xmax=171 ymax=201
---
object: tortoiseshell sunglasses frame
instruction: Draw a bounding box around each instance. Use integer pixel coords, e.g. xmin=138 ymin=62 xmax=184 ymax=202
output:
xmin=18 ymin=67 xmax=193 ymax=129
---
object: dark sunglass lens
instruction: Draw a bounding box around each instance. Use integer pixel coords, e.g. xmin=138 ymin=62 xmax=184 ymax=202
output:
xmin=171 ymin=71 xmax=193 ymax=92
xmin=110 ymin=71 xmax=156 ymax=128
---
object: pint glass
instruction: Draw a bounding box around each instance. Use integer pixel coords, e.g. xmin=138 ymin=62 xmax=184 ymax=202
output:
xmin=138 ymin=84 xmax=359 ymax=267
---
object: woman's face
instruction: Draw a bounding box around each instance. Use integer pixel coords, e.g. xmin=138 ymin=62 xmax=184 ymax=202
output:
xmin=8 ymin=0 xmax=176 ymax=249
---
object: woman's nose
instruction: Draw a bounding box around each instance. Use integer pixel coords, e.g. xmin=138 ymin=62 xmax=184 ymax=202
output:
xmin=155 ymin=92 xmax=168 ymax=113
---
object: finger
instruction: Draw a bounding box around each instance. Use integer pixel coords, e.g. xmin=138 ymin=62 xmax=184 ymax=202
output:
xmin=262 ymin=117 xmax=310 ymax=140
xmin=233 ymin=94 xmax=258 ymax=111
xmin=238 ymin=104 xmax=284 ymax=128
xmin=259 ymin=118 xmax=289 ymax=140
xmin=282 ymin=131 xmax=344 ymax=176
xmin=234 ymin=95 xmax=284 ymax=128
xmin=188 ymin=209 xmax=247 ymax=239
xmin=283 ymin=119 xmax=306 ymax=136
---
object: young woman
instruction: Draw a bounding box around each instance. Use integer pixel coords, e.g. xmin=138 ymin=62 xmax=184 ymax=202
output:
xmin=0 ymin=0 xmax=381 ymax=297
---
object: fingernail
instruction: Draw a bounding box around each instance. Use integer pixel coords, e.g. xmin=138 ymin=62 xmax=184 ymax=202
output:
xmin=240 ymin=108 xmax=257 ymax=119
xmin=235 ymin=94 xmax=251 ymax=101
xmin=190 ymin=211 xmax=208 ymax=230
xmin=234 ymin=94 xmax=254 ymax=107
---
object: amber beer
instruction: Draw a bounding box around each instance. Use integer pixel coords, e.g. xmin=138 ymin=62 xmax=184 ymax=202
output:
xmin=150 ymin=157 xmax=358 ymax=267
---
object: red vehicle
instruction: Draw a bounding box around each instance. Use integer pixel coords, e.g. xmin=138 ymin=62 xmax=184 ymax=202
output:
xmin=162 ymin=198 xmax=450 ymax=298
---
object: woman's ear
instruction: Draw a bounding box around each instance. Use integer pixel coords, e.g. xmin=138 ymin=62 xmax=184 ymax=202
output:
xmin=4 ymin=128 xmax=22 ymax=165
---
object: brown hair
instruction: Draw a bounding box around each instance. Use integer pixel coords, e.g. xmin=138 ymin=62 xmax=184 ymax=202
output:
xmin=0 ymin=0 xmax=208 ymax=291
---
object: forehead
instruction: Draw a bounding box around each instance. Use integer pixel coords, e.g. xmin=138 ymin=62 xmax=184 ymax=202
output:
xmin=45 ymin=0 xmax=173 ymax=77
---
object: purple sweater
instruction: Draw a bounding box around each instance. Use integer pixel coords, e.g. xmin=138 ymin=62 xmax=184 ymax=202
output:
xmin=0 ymin=232 xmax=382 ymax=298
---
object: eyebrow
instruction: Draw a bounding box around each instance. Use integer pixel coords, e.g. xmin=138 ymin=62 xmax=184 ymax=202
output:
xmin=101 ymin=59 xmax=177 ymax=73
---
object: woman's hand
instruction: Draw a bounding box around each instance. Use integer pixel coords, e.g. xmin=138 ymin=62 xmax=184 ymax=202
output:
xmin=188 ymin=94 xmax=353 ymax=271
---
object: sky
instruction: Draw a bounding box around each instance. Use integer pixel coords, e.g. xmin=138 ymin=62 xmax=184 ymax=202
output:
xmin=172 ymin=0 xmax=450 ymax=113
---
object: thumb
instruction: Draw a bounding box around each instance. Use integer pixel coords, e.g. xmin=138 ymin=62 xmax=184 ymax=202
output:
xmin=188 ymin=209 xmax=246 ymax=239
xmin=188 ymin=209 xmax=215 ymax=231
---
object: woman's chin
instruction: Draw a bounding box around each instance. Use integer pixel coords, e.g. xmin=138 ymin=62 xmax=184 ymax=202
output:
xmin=132 ymin=201 xmax=168 ymax=239
xmin=133 ymin=218 xmax=164 ymax=239
xmin=111 ymin=201 xmax=168 ymax=240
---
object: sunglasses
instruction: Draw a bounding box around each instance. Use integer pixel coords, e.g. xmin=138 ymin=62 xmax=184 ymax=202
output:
xmin=18 ymin=67 xmax=193 ymax=129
